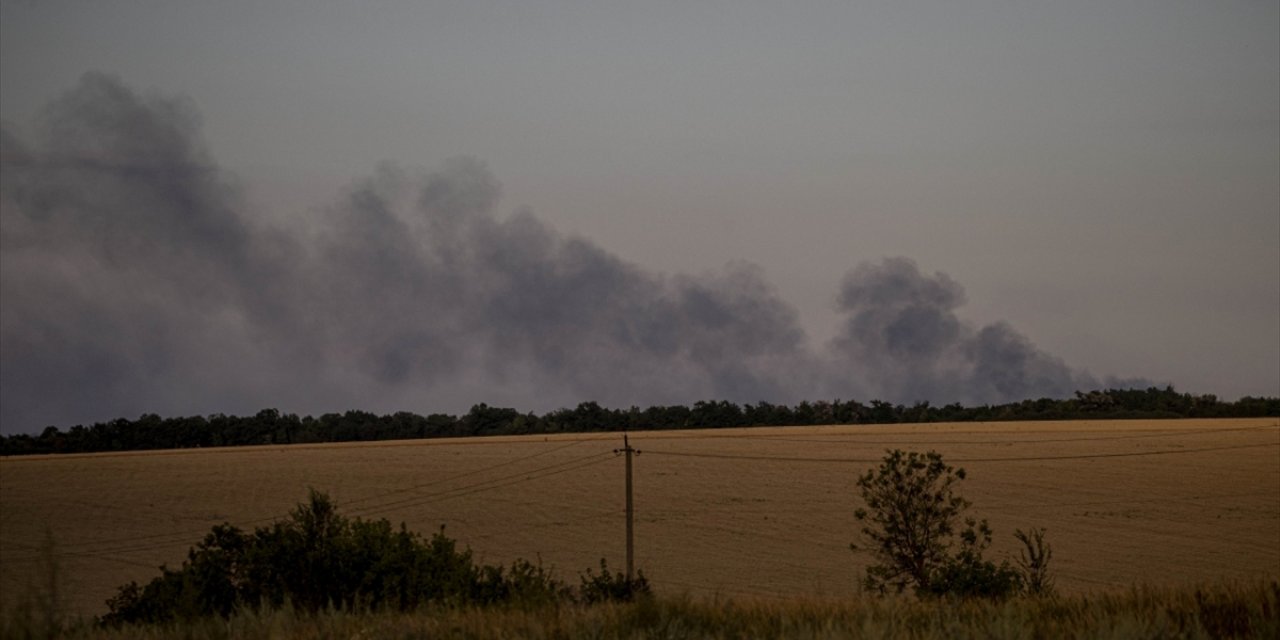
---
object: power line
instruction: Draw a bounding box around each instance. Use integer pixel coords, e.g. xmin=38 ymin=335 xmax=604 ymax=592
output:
xmin=953 ymin=441 xmax=1279 ymax=462
xmin=21 ymin=452 xmax=617 ymax=564
xmin=717 ymin=424 xmax=1278 ymax=447
xmin=345 ymin=450 xmax=615 ymax=517
xmin=984 ymin=490 xmax=1280 ymax=511
xmin=18 ymin=434 xmax=1276 ymax=560
xmin=641 ymin=441 xmax=1279 ymax=464
xmin=5 ymin=444 xmax=617 ymax=562
xmin=340 ymin=437 xmax=591 ymax=509
xmin=619 ymin=421 xmax=1279 ymax=444
xmin=468 ymin=507 xmax=622 ymax=543
xmin=0 ymin=538 xmax=158 ymax=569
xmin=6 ymin=430 xmax=1275 ymax=574
xmin=27 ymin=440 xmax=609 ymax=553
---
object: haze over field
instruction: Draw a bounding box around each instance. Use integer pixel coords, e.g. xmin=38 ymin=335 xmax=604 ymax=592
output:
xmin=2 ymin=2 xmax=1277 ymax=434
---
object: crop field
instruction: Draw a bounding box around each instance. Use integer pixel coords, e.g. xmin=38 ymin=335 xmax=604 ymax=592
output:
xmin=1 ymin=418 xmax=1277 ymax=618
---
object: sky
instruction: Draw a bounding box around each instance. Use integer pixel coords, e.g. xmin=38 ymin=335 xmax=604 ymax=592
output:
xmin=1 ymin=1 xmax=1277 ymax=434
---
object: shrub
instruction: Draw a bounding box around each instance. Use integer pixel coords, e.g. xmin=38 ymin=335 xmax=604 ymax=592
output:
xmin=851 ymin=450 xmax=972 ymax=595
xmin=472 ymin=558 xmax=572 ymax=606
xmin=1015 ymin=527 xmax=1054 ymax=596
xmin=101 ymin=490 xmax=575 ymax=624
xmin=923 ymin=544 xmax=1024 ymax=599
xmin=852 ymin=449 xmax=1051 ymax=599
xmin=578 ymin=558 xmax=651 ymax=604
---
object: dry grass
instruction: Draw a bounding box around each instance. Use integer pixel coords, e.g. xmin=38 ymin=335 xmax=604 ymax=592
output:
xmin=6 ymin=582 xmax=1279 ymax=639
xmin=1 ymin=418 xmax=1277 ymax=618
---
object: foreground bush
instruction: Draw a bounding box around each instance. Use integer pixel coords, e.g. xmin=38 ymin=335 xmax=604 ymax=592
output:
xmin=578 ymin=559 xmax=651 ymax=605
xmin=101 ymin=491 xmax=646 ymax=625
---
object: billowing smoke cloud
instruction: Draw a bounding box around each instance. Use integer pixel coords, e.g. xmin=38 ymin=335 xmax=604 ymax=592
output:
xmin=0 ymin=74 xmax=1144 ymax=433
xmin=830 ymin=258 xmax=1115 ymax=404
xmin=304 ymin=157 xmax=817 ymax=409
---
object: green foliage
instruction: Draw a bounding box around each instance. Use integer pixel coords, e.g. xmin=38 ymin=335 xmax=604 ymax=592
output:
xmin=472 ymin=557 xmax=572 ymax=606
xmin=923 ymin=549 xmax=1024 ymax=600
xmin=852 ymin=450 xmax=972 ymax=595
xmin=577 ymin=559 xmax=652 ymax=605
xmin=852 ymin=449 xmax=1052 ymax=600
xmin=100 ymin=490 xmax=572 ymax=625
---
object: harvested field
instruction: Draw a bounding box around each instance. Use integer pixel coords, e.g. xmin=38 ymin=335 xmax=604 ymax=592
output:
xmin=1 ymin=418 xmax=1277 ymax=617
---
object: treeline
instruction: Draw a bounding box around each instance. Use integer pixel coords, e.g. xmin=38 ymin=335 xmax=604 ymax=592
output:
xmin=2 ymin=387 xmax=1276 ymax=456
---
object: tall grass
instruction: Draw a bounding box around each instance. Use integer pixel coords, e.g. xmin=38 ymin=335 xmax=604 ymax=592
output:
xmin=1 ymin=529 xmax=67 ymax=640
xmin=5 ymin=581 xmax=1275 ymax=639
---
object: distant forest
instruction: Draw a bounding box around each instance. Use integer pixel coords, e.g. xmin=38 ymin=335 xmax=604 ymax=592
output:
xmin=2 ymin=387 xmax=1276 ymax=456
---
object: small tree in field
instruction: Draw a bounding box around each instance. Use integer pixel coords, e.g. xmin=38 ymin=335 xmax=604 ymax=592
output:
xmin=852 ymin=449 xmax=1037 ymax=598
xmin=851 ymin=450 xmax=972 ymax=594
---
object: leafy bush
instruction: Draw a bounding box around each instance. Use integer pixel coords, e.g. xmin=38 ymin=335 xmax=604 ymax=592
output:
xmin=101 ymin=490 xmax=576 ymax=624
xmin=852 ymin=449 xmax=1052 ymax=600
xmin=923 ymin=549 xmax=1024 ymax=599
xmin=473 ymin=557 xmax=572 ymax=606
xmin=578 ymin=559 xmax=651 ymax=604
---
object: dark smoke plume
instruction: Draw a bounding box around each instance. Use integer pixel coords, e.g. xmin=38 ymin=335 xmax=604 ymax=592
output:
xmin=0 ymin=74 xmax=1144 ymax=433
xmin=830 ymin=257 xmax=1114 ymax=404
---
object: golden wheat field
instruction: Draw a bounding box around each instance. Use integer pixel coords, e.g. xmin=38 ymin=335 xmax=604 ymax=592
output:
xmin=1 ymin=418 xmax=1277 ymax=617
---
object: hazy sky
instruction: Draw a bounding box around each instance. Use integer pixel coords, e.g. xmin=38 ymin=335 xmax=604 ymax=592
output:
xmin=1 ymin=1 xmax=1277 ymax=433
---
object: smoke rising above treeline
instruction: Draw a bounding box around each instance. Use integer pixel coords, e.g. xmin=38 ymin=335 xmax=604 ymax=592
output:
xmin=0 ymin=73 xmax=1146 ymax=434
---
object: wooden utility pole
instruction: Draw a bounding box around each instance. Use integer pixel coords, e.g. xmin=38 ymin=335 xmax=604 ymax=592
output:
xmin=614 ymin=434 xmax=640 ymax=580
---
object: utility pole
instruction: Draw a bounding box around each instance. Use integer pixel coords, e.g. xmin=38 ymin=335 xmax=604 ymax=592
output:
xmin=614 ymin=434 xmax=640 ymax=580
